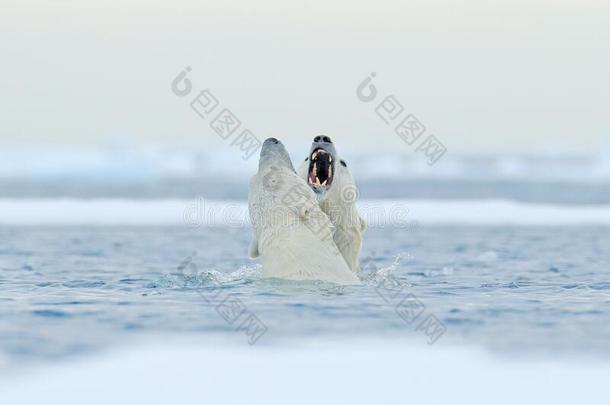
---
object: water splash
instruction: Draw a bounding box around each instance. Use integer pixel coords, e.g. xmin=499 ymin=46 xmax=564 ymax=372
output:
xmin=360 ymin=254 xmax=404 ymax=286
xmin=151 ymin=264 xmax=263 ymax=289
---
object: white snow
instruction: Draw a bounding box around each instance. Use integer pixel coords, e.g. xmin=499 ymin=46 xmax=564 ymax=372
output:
xmin=0 ymin=338 xmax=608 ymax=405
xmin=0 ymin=198 xmax=609 ymax=226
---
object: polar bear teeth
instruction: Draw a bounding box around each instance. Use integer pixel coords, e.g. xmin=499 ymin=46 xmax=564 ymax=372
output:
xmin=308 ymin=148 xmax=334 ymax=188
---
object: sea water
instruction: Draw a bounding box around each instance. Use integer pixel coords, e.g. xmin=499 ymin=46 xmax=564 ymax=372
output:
xmin=1 ymin=223 xmax=609 ymax=370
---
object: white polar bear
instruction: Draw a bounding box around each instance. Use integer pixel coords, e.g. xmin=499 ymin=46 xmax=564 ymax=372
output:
xmin=298 ymin=136 xmax=366 ymax=273
xmin=248 ymin=137 xmax=360 ymax=285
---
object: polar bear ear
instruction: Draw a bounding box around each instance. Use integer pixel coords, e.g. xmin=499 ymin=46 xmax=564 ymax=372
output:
xmin=359 ymin=216 xmax=367 ymax=232
xmin=248 ymin=235 xmax=260 ymax=258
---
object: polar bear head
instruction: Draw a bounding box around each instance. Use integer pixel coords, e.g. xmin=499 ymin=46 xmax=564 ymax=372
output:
xmin=298 ymin=135 xmax=365 ymax=273
xmin=258 ymin=137 xmax=296 ymax=194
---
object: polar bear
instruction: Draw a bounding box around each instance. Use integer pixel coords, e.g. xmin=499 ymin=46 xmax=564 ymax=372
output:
xmin=298 ymin=136 xmax=366 ymax=273
xmin=248 ymin=137 xmax=360 ymax=285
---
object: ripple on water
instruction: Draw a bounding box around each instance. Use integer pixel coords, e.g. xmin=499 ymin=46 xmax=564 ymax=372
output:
xmin=119 ymin=278 xmax=147 ymax=284
xmin=36 ymin=282 xmax=56 ymax=287
xmin=32 ymin=310 xmax=70 ymax=318
xmin=62 ymin=280 xmax=106 ymax=288
xmin=561 ymin=283 xmax=583 ymax=289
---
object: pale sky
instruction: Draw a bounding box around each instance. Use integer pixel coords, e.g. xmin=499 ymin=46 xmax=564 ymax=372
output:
xmin=1 ymin=0 xmax=609 ymax=153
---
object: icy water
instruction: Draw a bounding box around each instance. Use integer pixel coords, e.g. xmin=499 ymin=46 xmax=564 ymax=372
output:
xmin=1 ymin=225 xmax=609 ymax=368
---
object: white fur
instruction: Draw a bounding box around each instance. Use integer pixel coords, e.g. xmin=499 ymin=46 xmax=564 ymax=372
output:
xmin=298 ymin=156 xmax=366 ymax=273
xmin=249 ymin=149 xmax=360 ymax=285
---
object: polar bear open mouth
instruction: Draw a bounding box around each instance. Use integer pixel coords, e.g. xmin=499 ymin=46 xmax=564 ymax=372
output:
xmin=308 ymin=148 xmax=335 ymax=189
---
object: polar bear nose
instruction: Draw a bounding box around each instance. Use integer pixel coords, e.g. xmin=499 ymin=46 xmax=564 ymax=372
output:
xmin=314 ymin=135 xmax=332 ymax=143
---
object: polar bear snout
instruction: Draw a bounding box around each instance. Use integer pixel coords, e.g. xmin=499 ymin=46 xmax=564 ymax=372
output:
xmin=260 ymin=138 xmax=294 ymax=171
